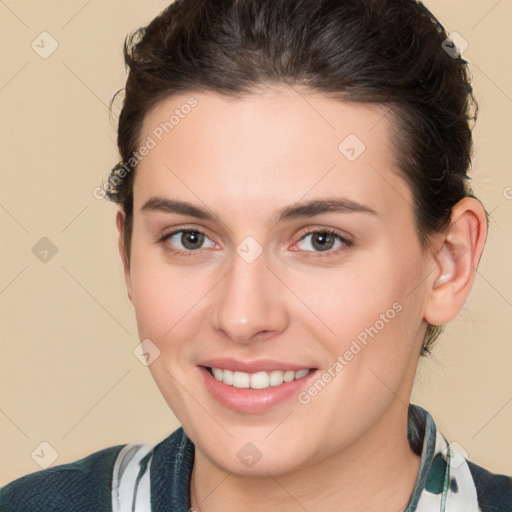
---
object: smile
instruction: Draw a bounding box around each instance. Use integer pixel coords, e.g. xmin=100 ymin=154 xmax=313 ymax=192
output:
xmin=207 ymin=367 xmax=312 ymax=389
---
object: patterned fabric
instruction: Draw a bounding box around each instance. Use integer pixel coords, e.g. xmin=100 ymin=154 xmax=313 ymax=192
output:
xmin=406 ymin=409 xmax=480 ymax=511
xmin=1 ymin=404 xmax=511 ymax=511
xmin=111 ymin=443 xmax=154 ymax=512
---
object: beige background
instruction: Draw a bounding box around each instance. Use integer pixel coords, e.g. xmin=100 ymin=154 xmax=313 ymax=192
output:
xmin=0 ymin=0 xmax=511 ymax=484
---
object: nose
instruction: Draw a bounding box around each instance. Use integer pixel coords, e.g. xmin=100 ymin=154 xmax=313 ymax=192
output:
xmin=211 ymin=249 xmax=289 ymax=345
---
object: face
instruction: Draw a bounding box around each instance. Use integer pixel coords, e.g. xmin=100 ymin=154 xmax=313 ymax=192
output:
xmin=119 ymin=85 xmax=433 ymax=476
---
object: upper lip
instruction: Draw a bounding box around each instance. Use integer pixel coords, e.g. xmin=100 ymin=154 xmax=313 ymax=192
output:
xmin=198 ymin=358 xmax=316 ymax=373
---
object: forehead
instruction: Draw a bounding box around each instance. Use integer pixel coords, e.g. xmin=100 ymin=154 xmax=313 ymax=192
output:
xmin=133 ymin=85 xmax=412 ymax=226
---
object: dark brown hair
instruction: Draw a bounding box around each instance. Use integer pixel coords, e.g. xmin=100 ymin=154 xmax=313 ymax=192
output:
xmin=106 ymin=0 xmax=481 ymax=355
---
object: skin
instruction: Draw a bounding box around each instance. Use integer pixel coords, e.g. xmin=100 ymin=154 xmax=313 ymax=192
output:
xmin=116 ymin=84 xmax=487 ymax=511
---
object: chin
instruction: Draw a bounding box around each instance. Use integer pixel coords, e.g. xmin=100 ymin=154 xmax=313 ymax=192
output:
xmin=194 ymin=433 xmax=318 ymax=477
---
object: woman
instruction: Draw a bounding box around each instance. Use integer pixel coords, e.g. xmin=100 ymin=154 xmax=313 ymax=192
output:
xmin=1 ymin=0 xmax=511 ymax=510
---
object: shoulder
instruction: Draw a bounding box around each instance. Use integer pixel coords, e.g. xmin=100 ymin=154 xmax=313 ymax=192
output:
xmin=467 ymin=459 xmax=512 ymax=512
xmin=0 ymin=443 xmax=125 ymax=512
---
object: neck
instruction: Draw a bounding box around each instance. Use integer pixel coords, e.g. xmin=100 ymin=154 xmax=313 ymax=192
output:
xmin=189 ymin=400 xmax=421 ymax=512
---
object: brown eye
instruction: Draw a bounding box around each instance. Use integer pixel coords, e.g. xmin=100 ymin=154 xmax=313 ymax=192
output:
xmin=161 ymin=229 xmax=215 ymax=254
xmin=179 ymin=231 xmax=205 ymax=250
xmin=297 ymin=230 xmax=349 ymax=253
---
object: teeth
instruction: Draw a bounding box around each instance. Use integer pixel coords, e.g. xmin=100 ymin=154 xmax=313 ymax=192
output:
xmin=283 ymin=370 xmax=295 ymax=382
xmin=209 ymin=367 xmax=312 ymax=389
xmin=223 ymin=369 xmax=234 ymax=386
xmin=233 ymin=371 xmax=250 ymax=388
xmin=250 ymin=371 xmax=269 ymax=389
xmin=212 ymin=368 xmax=223 ymax=381
xmin=269 ymin=370 xmax=285 ymax=386
xmin=294 ymin=369 xmax=310 ymax=379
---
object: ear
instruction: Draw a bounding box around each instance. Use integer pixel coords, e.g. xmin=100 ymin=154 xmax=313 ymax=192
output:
xmin=424 ymin=197 xmax=487 ymax=325
xmin=115 ymin=209 xmax=133 ymax=304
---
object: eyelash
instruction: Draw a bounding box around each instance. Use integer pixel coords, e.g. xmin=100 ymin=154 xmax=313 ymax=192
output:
xmin=158 ymin=227 xmax=353 ymax=258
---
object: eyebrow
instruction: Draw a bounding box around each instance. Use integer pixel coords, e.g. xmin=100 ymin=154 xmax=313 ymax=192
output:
xmin=141 ymin=196 xmax=378 ymax=223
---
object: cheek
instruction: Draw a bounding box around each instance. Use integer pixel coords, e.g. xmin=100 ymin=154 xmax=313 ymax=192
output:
xmin=290 ymin=255 xmax=413 ymax=338
xmin=289 ymin=247 xmax=425 ymax=385
xmin=129 ymin=244 xmax=207 ymax=342
xmin=291 ymin=262 xmax=423 ymax=435
xmin=128 ymin=251 xmax=211 ymax=408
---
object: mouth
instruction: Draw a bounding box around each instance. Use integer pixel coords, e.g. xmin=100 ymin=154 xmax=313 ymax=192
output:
xmin=197 ymin=360 xmax=319 ymax=413
xmin=202 ymin=366 xmax=314 ymax=390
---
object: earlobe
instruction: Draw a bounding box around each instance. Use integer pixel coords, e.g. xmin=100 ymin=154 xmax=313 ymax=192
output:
xmin=115 ymin=209 xmax=133 ymax=304
xmin=424 ymin=197 xmax=487 ymax=325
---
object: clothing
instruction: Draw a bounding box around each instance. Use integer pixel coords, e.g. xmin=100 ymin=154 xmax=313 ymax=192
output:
xmin=1 ymin=405 xmax=510 ymax=511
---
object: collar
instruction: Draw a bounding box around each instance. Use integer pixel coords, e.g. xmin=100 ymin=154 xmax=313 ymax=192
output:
xmin=406 ymin=404 xmax=479 ymax=511
xmin=112 ymin=404 xmax=480 ymax=511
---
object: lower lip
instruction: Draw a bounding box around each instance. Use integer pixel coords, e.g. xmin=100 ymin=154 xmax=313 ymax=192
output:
xmin=198 ymin=366 xmax=318 ymax=413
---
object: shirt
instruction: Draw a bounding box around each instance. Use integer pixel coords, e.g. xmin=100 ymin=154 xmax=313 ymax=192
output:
xmin=1 ymin=404 xmax=511 ymax=511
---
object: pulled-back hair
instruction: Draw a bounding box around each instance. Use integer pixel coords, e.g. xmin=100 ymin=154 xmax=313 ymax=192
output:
xmin=106 ymin=0 xmax=480 ymax=355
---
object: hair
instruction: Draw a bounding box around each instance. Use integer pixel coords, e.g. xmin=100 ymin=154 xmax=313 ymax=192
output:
xmin=106 ymin=0 xmax=482 ymax=355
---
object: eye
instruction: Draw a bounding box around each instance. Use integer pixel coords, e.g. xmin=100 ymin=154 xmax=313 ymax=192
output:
xmin=294 ymin=229 xmax=352 ymax=256
xmin=160 ymin=229 xmax=216 ymax=256
xmin=158 ymin=227 xmax=351 ymax=258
